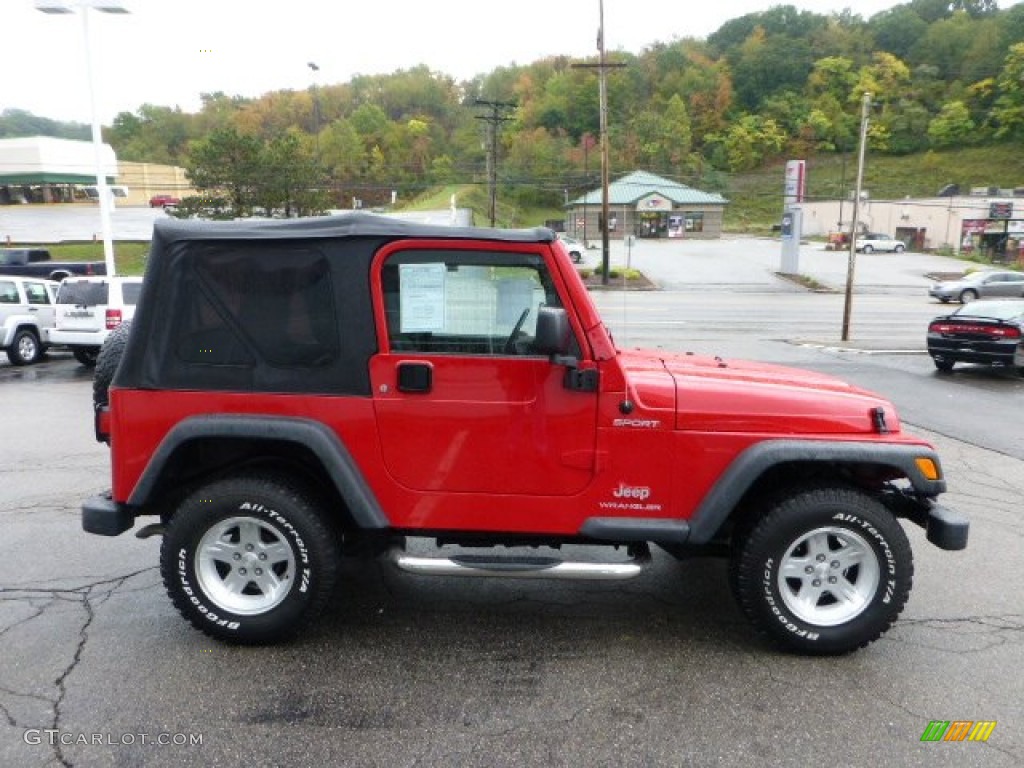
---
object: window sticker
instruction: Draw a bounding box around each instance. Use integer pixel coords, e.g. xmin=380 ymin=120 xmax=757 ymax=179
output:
xmin=399 ymin=262 xmax=447 ymax=332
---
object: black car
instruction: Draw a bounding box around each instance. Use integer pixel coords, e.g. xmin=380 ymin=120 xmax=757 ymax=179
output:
xmin=927 ymin=299 xmax=1024 ymax=373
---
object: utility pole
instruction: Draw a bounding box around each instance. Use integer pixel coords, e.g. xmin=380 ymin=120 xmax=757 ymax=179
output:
xmin=475 ymin=99 xmax=516 ymax=227
xmin=842 ymin=92 xmax=872 ymax=342
xmin=572 ymin=0 xmax=625 ymax=285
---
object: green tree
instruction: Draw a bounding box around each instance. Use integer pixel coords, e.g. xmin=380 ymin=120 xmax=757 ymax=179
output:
xmin=927 ymin=101 xmax=977 ymax=147
xmin=991 ymin=43 xmax=1024 ymax=139
xmin=868 ymin=6 xmax=929 ymax=61
xmin=708 ymin=115 xmax=787 ymax=171
xmin=256 ymin=130 xmax=327 ymax=217
xmin=185 ymin=126 xmax=263 ymax=216
xmin=731 ymin=27 xmax=815 ymax=111
xmin=319 ymin=118 xmax=365 ymax=180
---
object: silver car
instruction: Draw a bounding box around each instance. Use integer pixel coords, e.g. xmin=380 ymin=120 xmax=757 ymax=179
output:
xmin=928 ymin=270 xmax=1024 ymax=303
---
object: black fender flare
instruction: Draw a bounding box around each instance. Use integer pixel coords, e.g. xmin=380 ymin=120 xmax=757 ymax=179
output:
xmin=685 ymin=439 xmax=946 ymax=544
xmin=128 ymin=414 xmax=389 ymax=529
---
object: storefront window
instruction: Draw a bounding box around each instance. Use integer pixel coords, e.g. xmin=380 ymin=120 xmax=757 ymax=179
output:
xmin=685 ymin=213 xmax=704 ymax=233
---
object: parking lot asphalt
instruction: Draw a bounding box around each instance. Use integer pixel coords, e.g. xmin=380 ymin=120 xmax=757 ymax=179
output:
xmin=3 ymin=299 xmax=1023 ymax=766
xmin=588 ymin=234 xmax=978 ymax=296
xmin=0 ymin=354 xmax=1021 ymax=768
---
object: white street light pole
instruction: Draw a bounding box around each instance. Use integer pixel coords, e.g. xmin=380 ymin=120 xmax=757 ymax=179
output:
xmin=35 ymin=1 xmax=129 ymax=278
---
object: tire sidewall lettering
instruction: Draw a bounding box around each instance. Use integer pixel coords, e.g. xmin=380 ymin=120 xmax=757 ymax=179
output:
xmin=759 ymin=512 xmax=897 ymax=642
xmin=175 ymin=504 xmax=315 ymax=631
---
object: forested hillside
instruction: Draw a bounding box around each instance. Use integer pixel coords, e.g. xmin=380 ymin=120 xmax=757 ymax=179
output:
xmin=5 ymin=0 xmax=1024 ymax=221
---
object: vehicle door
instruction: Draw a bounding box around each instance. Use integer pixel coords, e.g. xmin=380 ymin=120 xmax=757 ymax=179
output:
xmin=370 ymin=244 xmax=598 ymax=498
xmin=0 ymin=278 xmax=21 ymax=328
xmin=22 ymin=280 xmax=57 ymax=333
xmin=993 ymin=272 xmax=1024 ymax=297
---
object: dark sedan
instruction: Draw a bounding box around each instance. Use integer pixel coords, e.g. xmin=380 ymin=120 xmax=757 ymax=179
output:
xmin=927 ymin=299 xmax=1024 ymax=373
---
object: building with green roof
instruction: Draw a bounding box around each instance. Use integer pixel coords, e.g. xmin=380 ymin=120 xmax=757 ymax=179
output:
xmin=565 ymin=170 xmax=728 ymax=241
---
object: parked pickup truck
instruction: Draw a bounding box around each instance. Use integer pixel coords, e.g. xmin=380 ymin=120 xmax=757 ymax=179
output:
xmin=0 ymin=248 xmax=106 ymax=281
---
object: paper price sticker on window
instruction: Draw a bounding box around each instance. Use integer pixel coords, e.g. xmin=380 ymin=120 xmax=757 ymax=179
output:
xmin=400 ymin=262 xmax=447 ymax=332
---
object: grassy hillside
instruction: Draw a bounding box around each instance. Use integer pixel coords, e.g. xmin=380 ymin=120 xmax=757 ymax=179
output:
xmin=409 ymin=145 xmax=1024 ymax=236
xmin=403 ymin=185 xmax=563 ymax=230
xmin=721 ymin=144 xmax=1024 ymax=234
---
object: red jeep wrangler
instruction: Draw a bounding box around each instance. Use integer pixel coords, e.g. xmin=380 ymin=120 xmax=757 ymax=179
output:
xmin=86 ymin=214 xmax=967 ymax=654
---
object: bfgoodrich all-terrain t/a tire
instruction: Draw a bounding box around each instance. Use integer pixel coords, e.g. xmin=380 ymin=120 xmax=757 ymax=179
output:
xmin=160 ymin=474 xmax=339 ymax=644
xmin=731 ymin=486 xmax=913 ymax=655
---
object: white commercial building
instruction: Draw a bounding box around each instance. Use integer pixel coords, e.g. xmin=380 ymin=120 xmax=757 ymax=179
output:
xmin=799 ymin=190 xmax=1024 ymax=261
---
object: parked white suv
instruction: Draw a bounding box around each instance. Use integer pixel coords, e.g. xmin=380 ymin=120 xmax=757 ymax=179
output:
xmin=0 ymin=276 xmax=59 ymax=365
xmin=855 ymin=233 xmax=906 ymax=253
xmin=50 ymin=276 xmax=143 ymax=366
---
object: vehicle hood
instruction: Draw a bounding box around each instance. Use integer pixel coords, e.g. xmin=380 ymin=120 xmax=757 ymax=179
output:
xmin=620 ymin=349 xmax=899 ymax=435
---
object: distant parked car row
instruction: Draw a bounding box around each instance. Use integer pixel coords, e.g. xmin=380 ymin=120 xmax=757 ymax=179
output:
xmin=0 ymin=274 xmax=142 ymax=366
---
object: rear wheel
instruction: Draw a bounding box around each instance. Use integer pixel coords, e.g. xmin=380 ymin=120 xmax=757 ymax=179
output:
xmin=894 ymin=244 xmax=905 ymax=253
xmin=933 ymin=358 xmax=955 ymax=372
xmin=862 ymin=244 xmax=874 ymax=253
xmin=959 ymin=289 xmax=978 ymax=303
xmin=7 ymin=328 xmax=41 ymax=365
xmin=73 ymin=347 xmax=100 ymax=367
xmin=161 ymin=473 xmax=339 ymax=644
xmin=730 ymin=485 xmax=912 ymax=655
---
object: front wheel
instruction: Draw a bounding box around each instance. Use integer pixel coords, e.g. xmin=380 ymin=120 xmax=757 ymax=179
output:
xmin=861 ymin=244 xmax=874 ymax=253
xmin=161 ymin=474 xmax=339 ymax=644
xmin=730 ymin=486 xmax=912 ymax=655
xmin=894 ymin=244 xmax=905 ymax=253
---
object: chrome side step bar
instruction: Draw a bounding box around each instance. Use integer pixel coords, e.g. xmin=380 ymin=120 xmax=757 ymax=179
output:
xmin=389 ymin=548 xmax=648 ymax=581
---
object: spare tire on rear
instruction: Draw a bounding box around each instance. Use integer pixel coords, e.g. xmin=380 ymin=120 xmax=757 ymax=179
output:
xmin=93 ymin=321 xmax=133 ymax=409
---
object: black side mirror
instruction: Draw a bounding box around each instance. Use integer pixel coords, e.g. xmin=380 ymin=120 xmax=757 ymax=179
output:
xmin=533 ymin=306 xmax=571 ymax=356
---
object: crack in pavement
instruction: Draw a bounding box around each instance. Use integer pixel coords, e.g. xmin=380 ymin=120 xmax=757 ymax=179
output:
xmin=0 ymin=568 xmax=157 ymax=768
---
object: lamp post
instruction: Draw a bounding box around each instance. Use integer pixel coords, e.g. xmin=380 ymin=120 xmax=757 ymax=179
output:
xmin=35 ymin=0 xmax=129 ymax=278
xmin=307 ymin=61 xmax=321 ymax=162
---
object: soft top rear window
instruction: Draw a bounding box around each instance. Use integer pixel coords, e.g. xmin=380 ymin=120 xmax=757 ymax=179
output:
xmin=57 ymin=281 xmax=108 ymax=306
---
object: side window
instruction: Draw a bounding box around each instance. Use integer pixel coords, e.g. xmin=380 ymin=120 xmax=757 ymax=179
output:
xmin=0 ymin=281 xmax=17 ymax=304
xmin=382 ymin=250 xmax=563 ymax=356
xmin=25 ymin=282 xmax=51 ymax=305
xmin=175 ymin=247 xmax=338 ymax=368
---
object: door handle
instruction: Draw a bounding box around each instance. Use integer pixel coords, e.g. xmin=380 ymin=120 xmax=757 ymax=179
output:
xmin=397 ymin=362 xmax=433 ymax=393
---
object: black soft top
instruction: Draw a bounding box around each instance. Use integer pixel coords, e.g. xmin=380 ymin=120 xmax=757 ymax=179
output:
xmin=151 ymin=211 xmax=554 ymax=248
xmin=118 ymin=212 xmax=557 ymax=397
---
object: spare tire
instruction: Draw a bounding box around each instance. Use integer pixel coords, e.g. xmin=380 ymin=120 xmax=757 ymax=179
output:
xmin=93 ymin=321 xmax=133 ymax=409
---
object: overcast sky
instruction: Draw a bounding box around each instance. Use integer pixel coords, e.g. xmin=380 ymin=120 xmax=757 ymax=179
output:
xmin=7 ymin=0 xmax=908 ymax=125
